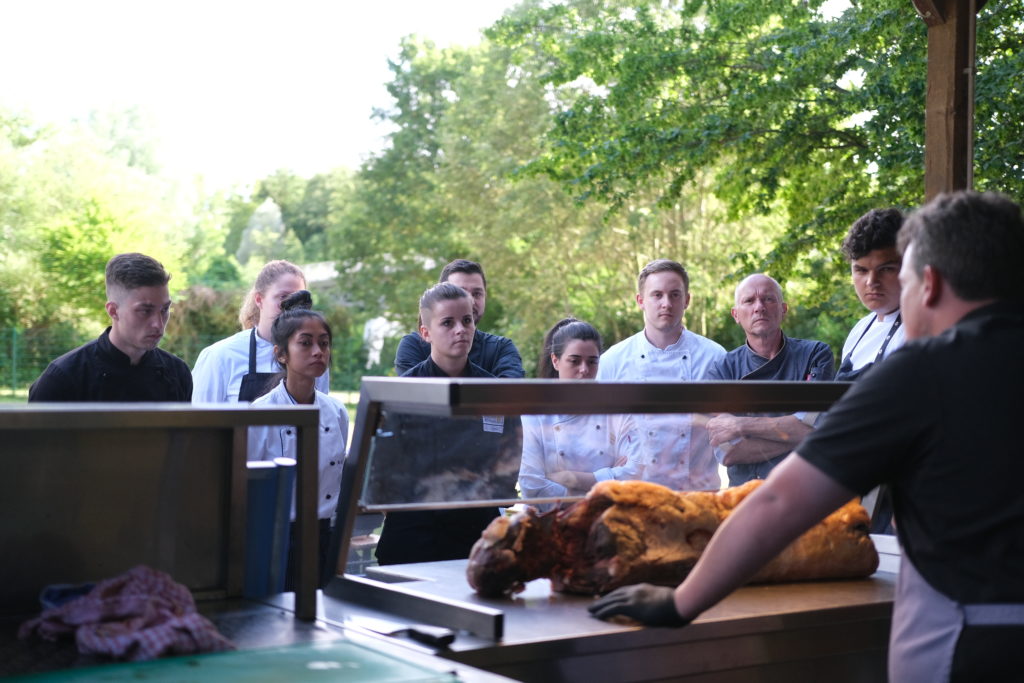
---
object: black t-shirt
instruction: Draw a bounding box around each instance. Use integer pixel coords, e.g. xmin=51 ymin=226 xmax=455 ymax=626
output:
xmin=799 ymin=302 xmax=1024 ymax=603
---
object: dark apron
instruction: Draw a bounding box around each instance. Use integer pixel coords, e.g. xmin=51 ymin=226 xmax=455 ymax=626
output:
xmin=890 ymin=548 xmax=1024 ymax=682
xmin=836 ymin=314 xmax=902 ymax=532
xmin=237 ymin=328 xmax=277 ymax=402
xmin=835 ymin=313 xmax=902 ymax=381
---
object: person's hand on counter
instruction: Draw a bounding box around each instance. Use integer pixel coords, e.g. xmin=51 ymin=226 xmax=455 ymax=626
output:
xmin=587 ymin=583 xmax=690 ymax=627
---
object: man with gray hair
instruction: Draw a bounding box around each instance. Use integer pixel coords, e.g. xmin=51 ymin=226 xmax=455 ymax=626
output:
xmin=704 ymin=274 xmax=834 ymax=485
xmin=29 ymin=252 xmax=192 ymax=402
xmin=590 ymin=191 xmax=1024 ymax=682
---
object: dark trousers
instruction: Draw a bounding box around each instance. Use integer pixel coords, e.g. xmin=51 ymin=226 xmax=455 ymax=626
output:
xmin=284 ymin=518 xmax=333 ymax=590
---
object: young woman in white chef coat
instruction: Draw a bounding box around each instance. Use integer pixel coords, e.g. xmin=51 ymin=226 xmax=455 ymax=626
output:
xmin=247 ymin=290 xmax=349 ymax=586
xmin=192 ymin=260 xmax=330 ymax=403
xmin=518 ymin=318 xmax=642 ymax=511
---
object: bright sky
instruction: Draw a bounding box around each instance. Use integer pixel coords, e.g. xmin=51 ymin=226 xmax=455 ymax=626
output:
xmin=1 ymin=0 xmax=518 ymax=188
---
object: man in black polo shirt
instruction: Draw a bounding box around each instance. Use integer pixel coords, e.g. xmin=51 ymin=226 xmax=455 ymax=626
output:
xmin=590 ymin=191 xmax=1024 ymax=682
xmin=29 ymin=252 xmax=192 ymax=402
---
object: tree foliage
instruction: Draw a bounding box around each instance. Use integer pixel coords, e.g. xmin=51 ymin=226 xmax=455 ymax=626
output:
xmin=0 ymin=108 xmax=193 ymax=332
xmin=488 ymin=0 xmax=1024 ymax=306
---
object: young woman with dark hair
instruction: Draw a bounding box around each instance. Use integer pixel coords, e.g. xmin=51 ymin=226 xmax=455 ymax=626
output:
xmin=519 ymin=318 xmax=642 ymax=511
xmin=247 ymin=290 xmax=349 ymax=586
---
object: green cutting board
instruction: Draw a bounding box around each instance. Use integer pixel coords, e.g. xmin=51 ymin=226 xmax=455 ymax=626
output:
xmin=14 ymin=640 xmax=461 ymax=682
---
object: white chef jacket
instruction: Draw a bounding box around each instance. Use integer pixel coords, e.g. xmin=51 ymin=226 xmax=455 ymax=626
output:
xmin=841 ymin=310 xmax=907 ymax=372
xmin=519 ymin=413 xmax=642 ymax=509
xmin=247 ymin=379 xmax=349 ymax=520
xmin=192 ymin=329 xmax=330 ymax=403
xmin=597 ymin=328 xmax=726 ymax=491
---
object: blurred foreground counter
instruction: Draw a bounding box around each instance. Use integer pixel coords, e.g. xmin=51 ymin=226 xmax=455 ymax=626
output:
xmin=0 ymin=597 xmax=512 ymax=681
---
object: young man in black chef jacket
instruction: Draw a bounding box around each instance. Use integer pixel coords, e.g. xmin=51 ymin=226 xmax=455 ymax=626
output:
xmin=29 ymin=252 xmax=192 ymax=402
xmin=590 ymin=190 xmax=1024 ymax=683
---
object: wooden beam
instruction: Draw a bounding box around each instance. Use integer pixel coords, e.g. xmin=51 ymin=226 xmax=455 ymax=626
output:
xmin=911 ymin=0 xmax=945 ymax=27
xmin=921 ymin=0 xmax=977 ymax=200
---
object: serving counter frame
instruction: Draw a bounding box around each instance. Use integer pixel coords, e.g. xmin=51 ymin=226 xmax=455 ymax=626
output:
xmin=319 ymin=378 xmax=894 ymax=682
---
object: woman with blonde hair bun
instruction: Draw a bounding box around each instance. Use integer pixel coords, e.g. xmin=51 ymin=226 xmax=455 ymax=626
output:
xmin=192 ymin=260 xmax=330 ymax=402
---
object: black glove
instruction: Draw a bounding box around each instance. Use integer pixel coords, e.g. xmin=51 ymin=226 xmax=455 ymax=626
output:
xmin=587 ymin=583 xmax=690 ymax=627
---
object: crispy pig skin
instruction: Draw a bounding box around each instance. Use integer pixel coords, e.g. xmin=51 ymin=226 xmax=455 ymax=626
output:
xmin=467 ymin=479 xmax=878 ymax=597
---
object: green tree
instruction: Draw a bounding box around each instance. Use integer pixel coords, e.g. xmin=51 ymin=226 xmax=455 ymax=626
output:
xmin=489 ymin=0 xmax=1024 ymax=308
xmin=327 ymin=38 xmax=472 ymax=320
xmin=162 ymin=284 xmax=245 ymax=367
xmin=0 ymin=108 xmax=191 ymax=333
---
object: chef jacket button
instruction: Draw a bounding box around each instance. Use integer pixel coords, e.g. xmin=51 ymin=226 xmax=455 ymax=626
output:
xmin=559 ymin=451 xmax=565 ymax=456
xmin=326 ymin=494 xmax=332 ymax=499
xmin=554 ymin=425 xmax=560 ymax=431
xmin=595 ymin=424 xmax=601 ymax=430
xmin=285 ymin=429 xmax=292 ymax=435
xmin=324 ymin=426 xmax=331 ymax=432
xmin=648 ymin=431 xmax=654 ymax=436
xmin=329 ymin=461 xmax=336 ymax=466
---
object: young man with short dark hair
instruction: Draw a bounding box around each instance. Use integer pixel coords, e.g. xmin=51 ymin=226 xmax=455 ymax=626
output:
xmin=29 ymin=252 xmax=192 ymax=401
xmin=836 ymin=208 xmax=907 ymax=380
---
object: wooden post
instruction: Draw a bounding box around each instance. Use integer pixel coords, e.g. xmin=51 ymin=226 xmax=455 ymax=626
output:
xmin=913 ymin=0 xmax=983 ymax=201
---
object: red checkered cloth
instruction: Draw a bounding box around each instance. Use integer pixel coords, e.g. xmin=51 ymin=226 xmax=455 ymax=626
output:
xmin=19 ymin=565 xmax=235 ymax=661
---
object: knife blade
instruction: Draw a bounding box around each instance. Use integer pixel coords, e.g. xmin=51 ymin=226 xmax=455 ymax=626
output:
xmin=346 ymin=615 xmax=456 ymax=648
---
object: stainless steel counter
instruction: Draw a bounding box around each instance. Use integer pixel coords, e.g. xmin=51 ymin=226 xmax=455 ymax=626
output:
xmin=326 ymin=560 xmax=894 ymax=683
